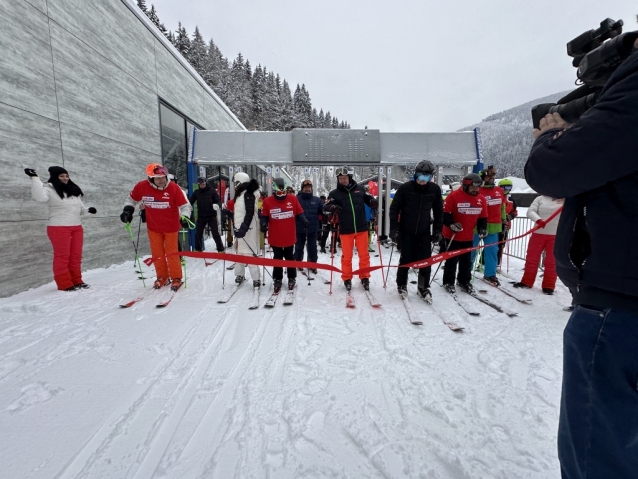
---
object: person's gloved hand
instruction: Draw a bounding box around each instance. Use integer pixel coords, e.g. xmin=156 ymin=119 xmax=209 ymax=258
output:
xmin=505 ymin=213 xmax=515 ymax=222
xmin=327 ymin=204 xmax=342 ymax=214
xmin=213 ymin=204 xmax=220 ymax=211
xmin=478 ymin=228 xmax=488 ymax=239
xmin=235 ymin=223 xmax=248 ymax=238
xmin=140 ymin=209 xmax=146 ymax=223
xmin=180 ymin=216 xmax=189 ymax=229
xmin=24 ymin=168 xmax=38 ymax=177
xmin=120 ymin=205 xmax=134 ymax=223
xmin=431 ymin=232 xmax=442 ymax=244
xmin=260 ymin=223 xmax=268 ymax=234
xmin=369 ymin=197 xmax=378 ymax=209
xmin=389 ymin=230 xmax=399 ymax=243
xmin=88 ymin=207 xmax=97 ymax=214
xmin=536 ymin=219 xmax=547 ymax=228
xmin=302 ymin=217 xmax=309 ymax=229
xmin=450 ymin=223 xmax=463 ymax=233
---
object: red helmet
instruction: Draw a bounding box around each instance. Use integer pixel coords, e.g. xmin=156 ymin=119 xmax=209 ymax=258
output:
xmin=146 ymin=163 xmax=168 ymax=178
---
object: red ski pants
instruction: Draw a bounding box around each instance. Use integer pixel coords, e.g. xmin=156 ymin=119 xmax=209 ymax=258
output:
xmin=521 ymin=233 xmax=557 ymax=290
xmin=148 ymin=230 xmax=182 ymax=280
xmin=340 ymin=231 xmax=370 ymax=281
xmin=47 ymin=225 xmax=84 ymax=290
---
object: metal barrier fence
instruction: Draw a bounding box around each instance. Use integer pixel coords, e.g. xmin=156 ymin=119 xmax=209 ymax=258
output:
xmin=503 ymin=217 xmax=535 ymax=261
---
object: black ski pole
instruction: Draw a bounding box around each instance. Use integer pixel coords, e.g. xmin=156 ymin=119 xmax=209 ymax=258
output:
xmin=429 ymin=232 xmax=456 ymax=288
xmin=384 ymin=243 xmax=394 ymax=287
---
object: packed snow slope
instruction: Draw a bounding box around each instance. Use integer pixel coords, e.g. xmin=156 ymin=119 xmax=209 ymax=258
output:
xmin=0 ymin=241 xmax=570 ymax=478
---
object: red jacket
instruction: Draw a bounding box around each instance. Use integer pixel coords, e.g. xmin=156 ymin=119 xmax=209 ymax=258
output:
xmin=261 ymin=195 xmax=304 ymax=247
xmin=129 ymin=180 xmax=188 ymax=233
xmin=442 ymin=189 xmax=488 ymax=241
xmin=478 ymin=186 xmax=505 ymax=225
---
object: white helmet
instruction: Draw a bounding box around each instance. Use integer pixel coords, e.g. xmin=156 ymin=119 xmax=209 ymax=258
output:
xmin=233 ymin=172 xmax=250 ymax=187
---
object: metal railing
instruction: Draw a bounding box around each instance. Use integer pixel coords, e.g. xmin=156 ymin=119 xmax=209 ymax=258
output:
xmin=502 ymin=217 xmax=544 ymax=269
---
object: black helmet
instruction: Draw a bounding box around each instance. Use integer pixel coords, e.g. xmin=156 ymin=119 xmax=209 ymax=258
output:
xmin=479 ymin=165 xmax=497 ymax=179
xmin=462 ymin=173 xmax=482 ymax=193
xmin=272 ymin=177 xmax=287 ymax=196
xmin=415 ymin=160 xmax=435 ymax=176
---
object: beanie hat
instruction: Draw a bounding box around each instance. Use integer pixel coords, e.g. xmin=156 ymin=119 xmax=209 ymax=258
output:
xmin=48 ymin=166 xmax=68 ymax=180
xmin=47 ymin=166 xmax=83 ymax=199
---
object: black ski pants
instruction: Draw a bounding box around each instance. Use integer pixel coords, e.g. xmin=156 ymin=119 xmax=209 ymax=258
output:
xmin=396 ymin=231 xmax=432 ymax=287
xmin=272 ymin=245 xmax=296 ymax=282
xmin=497 ymin=229 xmax=509 ymax=266
xmin=294 ymin=231 xmax=318 ymax=263
xmin=442 ymin=239 xmax=474 ymax=286
xmin=195 ymin=215 xmax=223 ymax=252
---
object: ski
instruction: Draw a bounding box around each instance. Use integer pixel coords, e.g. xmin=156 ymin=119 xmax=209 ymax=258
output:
xmin=364 ymin=289 xmax=382 ymax=308
xmin=264 ymin=289 xmax=280 ymax=308
xmin=429 ymin=303 xmax=464 ymax=331
xmin=443 ymin=288 xmax=482 ymax=316
xmin=346 ymin=291 xmax=356 ymax=308
xmin=248 ymin=286 xmax=260 ymax=309
xmin=120 ymin=296 xmax=144 ymax=308
xmin=283 ymin=286 xmax=295 ymax=305
xmin=481 ymin=278 xmax=532 ymax=304
xmin=226 ymin=263 xmax=235 ymax=270
xmin=217 ymin=279 xmax=246 ymax=303
xmin=463 ymin=289 xmax=517 ymax=317
xmin=399 ymin=291 xmax=422 ymax=325
xmin=299 ymin=270 xmax=315 ymax=280
xmin=156 ymin=282 xmax=182 ymax=307
xmin=205 ymin=260 xmax=218 ymax=267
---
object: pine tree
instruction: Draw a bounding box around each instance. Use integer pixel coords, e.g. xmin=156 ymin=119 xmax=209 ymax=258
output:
xmin=137 ymin=0 xmax=147 ymax=12
xmin=174 ymin=23 xmax=191 ymax=58
xmin=324 ymin=111 xmax=332 ymax=129
xmin=318 ymin=109 xmax=325 ymax=128
xmin=189 ymin=26 xmax=207 ymax=76
xmin=146 ymin=5 xmax=160 ymax=27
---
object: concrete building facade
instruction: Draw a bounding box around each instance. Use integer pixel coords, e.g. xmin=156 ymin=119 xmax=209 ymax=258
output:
xmin=0 ymin=0 xmax=244 ymax=296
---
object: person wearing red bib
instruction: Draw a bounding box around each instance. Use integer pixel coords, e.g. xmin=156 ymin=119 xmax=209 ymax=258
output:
xmin=261 ymin=178 xmax=308 ymax=293
xmin=442 ymin=173 xmax=488 ymax=294
xmin=120 ymin=164 xmax=192 ymax=291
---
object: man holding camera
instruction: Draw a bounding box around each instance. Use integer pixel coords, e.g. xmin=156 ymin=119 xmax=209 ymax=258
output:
xmin=525 ymin=37 xmax=638 ymax=479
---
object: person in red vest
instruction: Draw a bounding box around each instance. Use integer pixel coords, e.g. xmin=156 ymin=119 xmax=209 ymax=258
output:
xmin=120 ymin=164 xmax=192 ymax=291
xmin=260 ymin=178 xmax=308 ymax=293
xmin=442 ymin=173 xmax=488 ymax=294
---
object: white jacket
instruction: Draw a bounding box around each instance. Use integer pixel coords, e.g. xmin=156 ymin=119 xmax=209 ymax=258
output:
xmin=31 ymin=177 xmax=90 ymax=227
xmin=527 ymin=195 xmax=563 ymax=235
xmin=234 ymin=188 xmax=260 ymax=255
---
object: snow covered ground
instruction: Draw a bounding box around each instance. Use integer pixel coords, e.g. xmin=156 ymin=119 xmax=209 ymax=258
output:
xmin=0 ymin=239 xmax=571 ymax=479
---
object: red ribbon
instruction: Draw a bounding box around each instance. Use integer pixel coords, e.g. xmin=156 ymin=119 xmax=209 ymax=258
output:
xmin=144 ymin=207 xmax=563 ymax=275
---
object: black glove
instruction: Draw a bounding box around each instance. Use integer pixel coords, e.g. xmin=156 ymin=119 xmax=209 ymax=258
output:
xmin=327 ymin=204 xmax=342 ymax=214
xmin=140 ymin=209 xmax=146 ymax=223
xmin=180 ymin=217 xmax=189 ymax=229
xmin=302 ymin=217 xmax=309 ymax=229
xmin=505 ymin=214 xmax=513 ymax=222
xmin=368 ymin=197 xmax=378 ymax=209
xmin=88 ymin=207 xmax=97 ymax=214
xmin=431 ymin=232 xmax=442 ymax=244
xmin=260 ymin=219 xmax=268 ymax=234
xmin=120 ymin=205 xmax=134 ymax=223
xmin=389 ymin=230 xmax=399 ymax=242
xmin=478 ymin=228 xmax=488 ymax=239
xmin=235 ymin=223 xmax=249 ymax=239
xmin=450 ymin=222 xmax=463 ymax=233
xmin=24 ymin=168 xmax=38 ymax=177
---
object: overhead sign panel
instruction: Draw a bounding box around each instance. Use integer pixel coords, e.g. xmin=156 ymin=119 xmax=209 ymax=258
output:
xmin=292 ymin=129 xmax=381 ymax=165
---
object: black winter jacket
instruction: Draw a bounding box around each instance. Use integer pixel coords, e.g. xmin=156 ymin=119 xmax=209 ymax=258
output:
xmin=296 ymin=192 xmax=323 ymax=234
xmin=324 ymin=181 xmax=377 ymax=235
xmin=525 ymin=51 xmax=638 ymax=312
xmin=189 ymin=185 xmax=221 ymax=218
xmin=389 ymin=181 xmax=443 ymax=236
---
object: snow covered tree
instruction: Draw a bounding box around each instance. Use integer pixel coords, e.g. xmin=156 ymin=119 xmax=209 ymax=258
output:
xmin=137 ymin=0 xmax=147 ymax=13
xmin=188 ymin=26 xmax=207 ymax=76
xmin=174 ymin=23 xmax=190 ymax=58
xmin=324 ymin=111 xmax=332 ymax=129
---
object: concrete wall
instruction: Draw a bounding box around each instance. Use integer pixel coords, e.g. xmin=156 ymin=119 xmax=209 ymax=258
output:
xmin=0 ymin=0 xmax=243 ymax=297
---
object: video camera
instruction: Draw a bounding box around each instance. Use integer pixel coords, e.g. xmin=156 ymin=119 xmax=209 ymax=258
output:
xmin=531 ymin=18 xmax=638 ymax=129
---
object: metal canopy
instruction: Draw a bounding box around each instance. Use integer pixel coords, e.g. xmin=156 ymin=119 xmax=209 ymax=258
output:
xmin=190 ymin=129 xmax=480 ymax=167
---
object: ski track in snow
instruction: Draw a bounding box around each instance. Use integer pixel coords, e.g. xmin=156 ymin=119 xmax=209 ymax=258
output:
xmin=0 ymin=241 xmax=569 ymax=478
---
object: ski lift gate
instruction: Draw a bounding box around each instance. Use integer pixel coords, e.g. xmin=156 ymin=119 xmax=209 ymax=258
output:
xmin=188 ymin=128 xmax=484 ymax=238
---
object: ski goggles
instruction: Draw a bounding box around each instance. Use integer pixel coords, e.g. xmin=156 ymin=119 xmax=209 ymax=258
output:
xmin=501 ymin=185 xmax=513 ymax=193
xmin=151 ymin=165 xmax=169 ymax=177
xmin=301 ymin=180 xmax=313 ymax=189
xmin=335 ymin=166 xmax=354 ymax=177
xmin=415 ymin=174 xmax=432 ymax=182
xmin=462 ymin=177 xmax=483 ymax=187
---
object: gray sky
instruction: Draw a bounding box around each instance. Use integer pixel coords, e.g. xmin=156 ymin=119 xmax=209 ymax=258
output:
xmin=151 ymin=0 xmax=637 ymax=132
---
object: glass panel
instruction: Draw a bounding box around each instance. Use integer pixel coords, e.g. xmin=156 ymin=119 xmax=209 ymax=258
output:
xmin=160 ymin=104 xmax=187 ymax=188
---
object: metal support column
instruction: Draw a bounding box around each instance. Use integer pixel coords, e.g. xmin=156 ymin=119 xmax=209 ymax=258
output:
xmin=377 ymin=166 xmax=384 ymax=239
xmin=384 ymin=167 xmax=392 ymax=237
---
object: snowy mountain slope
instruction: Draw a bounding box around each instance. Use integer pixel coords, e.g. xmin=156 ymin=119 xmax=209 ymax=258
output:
xmin=0 ymin=240 xmax=571 ymax=478
xmin=460 ymin=91 xmax=570 ymax=177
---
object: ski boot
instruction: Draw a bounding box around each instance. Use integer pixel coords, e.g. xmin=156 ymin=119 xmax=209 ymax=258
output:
xmin=512 ymin=282 xmax=530 ymax=289
xmin=64 ymin=285 xmax=80 ymax=291
xmin=235 ymin=275 xmax=245 ymax=285
xmin=543 ymin=288 xmax=554 ymax=295
xmin=443 ymin=283 xmax=456 ymax=294
xmin=483 ymin=275 xmax=500 ymax=286
xmin=320 ymin=247 xmax=327 ymax=254
xmin=397 ymin=284 xmax=408 ymax=297
xmin=310 ymin=268 xmax=318 ymax=274
xmin=288 ymin=278 xmax=296 ymax=290
xmin=344 ymin=279 xmax=352 ymax=292
xmin=153 ymin=277 xmax=169 ymax=289
xmin=361 ymin=278 xmax=370 ymax=291
xmin=458 ymin=282 xmax=474 ymax=294
xmin=170 ymin=278 xmax=183 ymax=292
xmin=76 ymin=283 xmax=90 ymax=289
xmin=273 ymin=280 xmax=282 ymax=293
xmin=253 ymin=280 xmax=261 ymax=289
xmin=417 ymin=287 xmax=432 ymax=303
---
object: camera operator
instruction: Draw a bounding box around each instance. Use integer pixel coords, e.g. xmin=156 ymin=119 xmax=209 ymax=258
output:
xmin=525 ymin=37 xmax=638 ymax=479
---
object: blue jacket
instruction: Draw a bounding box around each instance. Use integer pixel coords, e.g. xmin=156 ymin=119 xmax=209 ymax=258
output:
xmin=525 ymin=51 xmax=638 ymax=312
xmin=296 ymin=192 xmax=323 ymax=234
